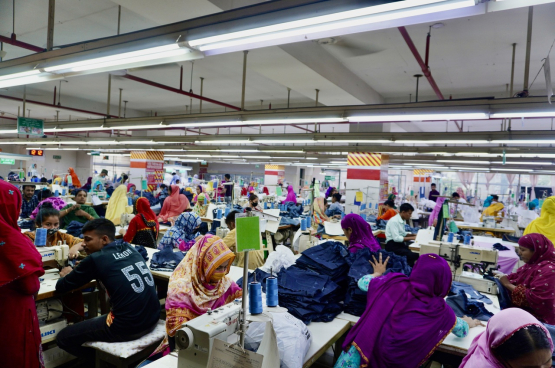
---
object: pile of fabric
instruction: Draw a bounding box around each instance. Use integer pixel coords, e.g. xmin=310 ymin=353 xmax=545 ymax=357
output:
xmin=150 ymin=246 xmax=185 ymax=272
xmin=295 ymin=241 xmax=349 ymax=283
xmin=280 ymin=202 xmax=303 ymax=218
xmin=343 ymin=249 xmax=412 ymax=316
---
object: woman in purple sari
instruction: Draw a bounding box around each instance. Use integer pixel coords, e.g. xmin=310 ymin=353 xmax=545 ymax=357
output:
xmin=335 ymin=253 xmax=483 ymax=368
xmin=341 ymin=214 xmax=381 ymax=253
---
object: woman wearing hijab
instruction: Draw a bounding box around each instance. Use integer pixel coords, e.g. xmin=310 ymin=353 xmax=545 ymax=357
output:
xmin=325 ymin=186 xmax=337 ymax=199
xmin=428 ymin=196 xmax=447 ymax=227
xmin=341 ymin=214 xmax=381 ymax=253
xmin=524 ymin=196 xmax=555 ymax=243
xmin=192 ymin=193 xmax=209 ymax=217
xmin=481 ymin=195 xmax=505 ymax=222
xmin=283 ymin=185 xmax=297 ymax=204
xmin=127 ymin=183 xmax=137 ymax=194
xmin=158 ymin=184 xmax=190 ymax=223
xmin=460 ymin=308 xmax=553 ymax=368
xmin=82 ymin=177 xmax=93 ymax=192
xmin=335 ymin=253 xmax=482 ymax=368
xmin=313 ymin=197 xmax=329 ymax=233
xmin=150 ymin=235 xmax=243 ymax=358
xmin=105 ymin=184 xmax=129 ymax=226
xmin=123 ymin=197 xmax=159 ymax=248
xmin=30 ymin=191 xmax=67 ymax=220
xmin=494 ymin=234 xmax=555 ymax=325
xmin=0 ymin=181 xmax=45 ymax=368
xmin=158 ymin=212 xmax=202 ymax=251
xmin=262 ymin=186 xmax=269 ymax=195
xmin=193 ymin=185 xmax=204 ymax=204
xmin=66 ymin=167 xmax=81 ymax=188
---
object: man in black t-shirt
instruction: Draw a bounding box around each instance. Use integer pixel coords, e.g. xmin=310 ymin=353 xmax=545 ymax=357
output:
xmin=55 ymin=218 xmax=159 ymax=364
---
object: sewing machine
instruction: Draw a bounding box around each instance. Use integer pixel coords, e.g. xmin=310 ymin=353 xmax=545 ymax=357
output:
xmin=262 ymin=195 xmax=277 ymax=204
xmin=37 ymin=243 xmax=70 ymax=267
xmin=176 ymin=301 xmax=242 ymax=368
xmin=420 ymin=240 xmax=499 ymax=294
xmin=216 ymin=227 xmax=230 ymax=239
xmin=36 ymin=298 xmax=67 ymax=343
xmin=482 ymin=216 xmax=497 ymax=228
xmin=297 ymin=230 xmax=317 ymax=253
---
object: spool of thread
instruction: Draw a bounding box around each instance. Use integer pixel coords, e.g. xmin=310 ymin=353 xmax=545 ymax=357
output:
xmin=248 ymin=282 xmax=263 ymax=314
xmin=271 ymin=202 xmax=274 ymax=209
xmin=225 ymin=207 xmax=230 ymax=216
xmin=204 ymin=196 xmax=208 ymax=204
xmin=217 ymin=208 xmax=222 ymax=219
xmin=464 ymin=234 xmax=471 ymax=245
xmin=306 ymin=216 xmax=311 ymax=227
xmin=35 ymin=228 xmax=47 ymax=247
xmin=301 ymin=217 xmax=307 ymax=231
xmin=360 ymin=213 xmax=367 ymax=221
xmin=341 ymin=212 xmax=346 ymax=219
xmin=62 ymin=189 xmax=66 ymax=196
xmin=54 ymin=189 xmax=59 ymax=197
xmin=128 ymin=197 xmax=133 ymax=206
xmin=447 ymin=232 xmax=454 ymax=243
xmin=266 ymin=277 xmax=279 ymax=307
xmin=264 ymin=202 xmax=268 ymax=209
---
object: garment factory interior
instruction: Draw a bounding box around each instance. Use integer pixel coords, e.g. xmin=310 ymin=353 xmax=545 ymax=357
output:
xmin=3 ymin=0 xmax=555 ymax=367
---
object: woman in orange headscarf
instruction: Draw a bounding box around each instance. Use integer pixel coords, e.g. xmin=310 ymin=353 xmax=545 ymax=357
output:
xmin=67 ymin=167 xmax=81 ymax=188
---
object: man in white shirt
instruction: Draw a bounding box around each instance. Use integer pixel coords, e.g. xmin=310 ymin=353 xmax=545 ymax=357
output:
xmin=385 ymin=203 xmax=418 ymax=267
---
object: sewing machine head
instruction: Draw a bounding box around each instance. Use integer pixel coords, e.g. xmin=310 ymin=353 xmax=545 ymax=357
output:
xmin=420 ymin=240 xmax=499 ymax=294
xmin=120 ymin=213 xmax=135 ymax=228
xmin=176 ymin=302 xmax=242 ymax=368
xmin=36 ymin=244 xmax=70 ymax=268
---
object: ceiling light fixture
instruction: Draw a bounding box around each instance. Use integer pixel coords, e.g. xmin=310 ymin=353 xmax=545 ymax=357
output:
xmin=348 ymin=112 xmax=488 ymax=122
xmin=490 ymin=111 xmax=555 ymax=118
xmin=188 ymin=0 xmax=476 ymax=52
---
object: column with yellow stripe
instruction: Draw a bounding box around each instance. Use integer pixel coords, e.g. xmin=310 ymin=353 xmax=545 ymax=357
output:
xmin=345 ymin=152 xmax=389 ymax=214
xmin=130 ymin=150 xmax=165 ymax=192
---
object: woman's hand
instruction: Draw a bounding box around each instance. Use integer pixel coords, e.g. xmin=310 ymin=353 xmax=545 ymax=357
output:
xmin=462 ymin=316 xmax=485 ymax=328
xmin=369 ymin=253 xmax=389 ymax=277
xmin=72 ymin=204 xmax=81 ymax=211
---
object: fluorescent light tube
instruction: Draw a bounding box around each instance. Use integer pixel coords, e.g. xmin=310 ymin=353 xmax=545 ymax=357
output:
xmin=491 ymin=112 xmax=555 ymax=118
xmin=190 ymin=0 xmax=475 ymax=52
xmin=492 ymin=140 xmax=555 ymax=144
xmin=396 ymin=140 xmax=490 ymax=144
xmin=194 ymin=140 xmax=251 ymax=144
xmin=493 ymin=168 xmax=534 ymax=172
xmin=491 ymin=161 xmax=553 ymax=165
xmin=437 ymin=160 xmax=490 ymax=164
xmin=0 ymin=73 xmax=56 ymax=89
xmin=0 ymin=69 xmax=40 ymax=81
xmin=317 ymin=140 xmax=391 ymax=143
xmin=45 ymin=44 xmax=185 ymax=73
xmin=348 ymin=113 xmax=488 ymax=122
xmin=253 ymin=140 xmax=315 ymax=143
xmin=449 ymin=167 xmax=490 ymax=170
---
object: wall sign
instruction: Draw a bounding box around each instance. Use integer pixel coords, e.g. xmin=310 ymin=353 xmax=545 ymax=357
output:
xmin=17 ymin=117 xmax=44 ymax=136
xmin=0 ymin=158 xmax=15 ymax=165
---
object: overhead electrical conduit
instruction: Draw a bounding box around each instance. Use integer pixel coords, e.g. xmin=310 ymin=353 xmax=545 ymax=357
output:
xmin=398 ymin=26 xmax=462 ymax=132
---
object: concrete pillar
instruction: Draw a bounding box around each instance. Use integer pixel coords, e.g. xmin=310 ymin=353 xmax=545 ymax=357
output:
xmin=130 ymin=151 xmax=165 ymax=192
xmin=264 ymin=165 xmax=285 ymax=194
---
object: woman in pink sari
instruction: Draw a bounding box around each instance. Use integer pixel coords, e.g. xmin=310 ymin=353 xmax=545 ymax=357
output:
xmin=157 ymin=184 xmax=190 ymax=223
xmin=428 ymin=196 xmax=446 ymax=227
xmin=461 ymin=308 xmax=553 ymax=368
xmin=150 ymin=235 xmax=243 ymax=358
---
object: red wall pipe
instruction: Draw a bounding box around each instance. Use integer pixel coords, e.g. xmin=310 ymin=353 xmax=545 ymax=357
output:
xmin=0 ymin=94 xmax=118 ymax=118
xmin=398 ymin=26 xmax=462 ymax=132
xmin=122 ymin=74 xmax=241 ymax=111
xmin=0 ymin=35 xmax=45 ymax=53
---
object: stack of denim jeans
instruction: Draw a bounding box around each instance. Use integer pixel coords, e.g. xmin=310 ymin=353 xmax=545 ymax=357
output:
xmin=281 ymin=201 xmax=303 ymax=218
xmin=343 ymin=249 xmax=412 ymax=316
xmin=446 ymin=290 xmax=494 ymax=321
xmin=295 ymin=241 xmax=350 ymax=284
xmin=65 ymin=220 xmax=85 ymax=238
xmin=150 ymin=246 xmax=185 ymax=272
xmin=277 ymin=265 xmax=344 ymax=324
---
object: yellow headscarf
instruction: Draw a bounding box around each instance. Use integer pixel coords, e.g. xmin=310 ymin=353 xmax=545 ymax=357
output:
xmin=524 ymin=196 xmax=555 ymax=244
xmin=105 ymin=185 xmax=129 ymax=225
xmin=481 ymin=202 xmax=504 ymax=221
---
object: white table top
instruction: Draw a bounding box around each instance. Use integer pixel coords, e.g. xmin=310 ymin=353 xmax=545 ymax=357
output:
xmin=456 ymin=222 xmax=515 ymax=232
xmin=143 ymin=319 xmax=351 ymax=368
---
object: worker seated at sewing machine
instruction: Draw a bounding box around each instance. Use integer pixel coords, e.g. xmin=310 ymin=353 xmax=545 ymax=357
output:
xmin=246 ymin=193 xmax=263 ymax=212
xmin=325 ymin=193 xmax=343 ymax=218
xmin=481 ymin=195 xmax=505 ymax=223
xmin=341 ymin=214 xmax=381 ymax=253
xmin=144 ymin=234 xmax=243 ymax=366
xmin=24 ymin=202 xmax=84 ymax=268
xmin=59 ymin=189 xmax=99 ymax=229
xmin=55 ymin=218 xmax=160 ymax=367
xmin=385 ymin=203 xmax=419 ymax=267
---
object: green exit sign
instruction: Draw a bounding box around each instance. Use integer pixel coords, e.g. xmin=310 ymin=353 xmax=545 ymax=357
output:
xmin=53 ymin=155 xmax=62 ymax=160
xmin=0 ymin=158 xmax=15 ymax=165
xmin=325 ymin=176 xmax=335 ymax=180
